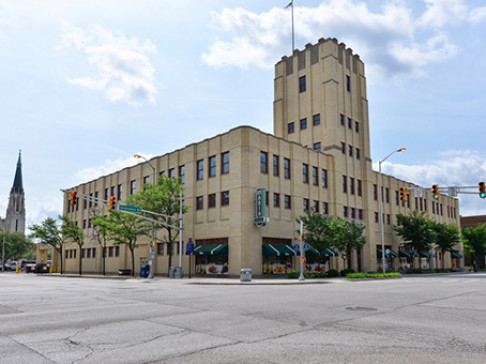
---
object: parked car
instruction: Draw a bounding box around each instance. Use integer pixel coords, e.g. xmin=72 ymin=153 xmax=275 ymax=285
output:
xmin=20 ymin=260 xmax=37 ymax=273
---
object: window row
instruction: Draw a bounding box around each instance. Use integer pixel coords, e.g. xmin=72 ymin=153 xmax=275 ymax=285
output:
xmin=287 ymin=114 xmax=321 ymax=134
xmin=343 ymin=206 xmax=365 ymax=220
xmin=299 ymin=74 xmax=350 ymax=94
xmin=196 ymin=151 xmax=230 ymax=180
xmin=195 ymin=191 xmax=230 ymax=210
xmin=342 ymin=176 xmax=363 ymax=196
xmin=341 ymin=142 xmax=361 ymax=159
xmin=339 ymin=114 xmax=360 ymax=133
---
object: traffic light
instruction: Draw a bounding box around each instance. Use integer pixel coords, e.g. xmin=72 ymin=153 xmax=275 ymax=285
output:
xmin=432 ymin=184 xmax=439 ymax=199
xmin=399 ymin=187 xmax=407 ymax=201
xmin=150 ymin=241 xmax=156 ymax=248
xmin=70 ymin=191 xmax=77 ymax=206
xmin=109 ymin=196 xmax=116 ymax=210
xmin=479 ymin=182 xmax=486 ymax=198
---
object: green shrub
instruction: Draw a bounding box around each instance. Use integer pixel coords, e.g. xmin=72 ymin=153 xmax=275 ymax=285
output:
xmin=340 ymin=269 xmax=355 ymax=277
xmin=346 ymin=272 xmax=401 ymax=279
xmin=327 ymin=269 xmax=339 ymax=277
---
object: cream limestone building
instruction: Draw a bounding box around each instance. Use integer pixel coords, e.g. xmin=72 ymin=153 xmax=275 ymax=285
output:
xmin=60 ymin=38 xmax=462 ymax=277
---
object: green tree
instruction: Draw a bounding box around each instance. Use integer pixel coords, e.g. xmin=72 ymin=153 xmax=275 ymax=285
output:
xmin=299 ymin=211 xmax=341 ymax=269
xmin=92 ymin=215 xmax=110 ymax=276
xmin=432 ymin=222 xmax=460 ymax=269
xmin=462 ymin=224 xmax=486 ymax=269
xmin=394 ymin=211 xmax=436 ymax=255
xmin=105 ymin=211 xmax=151 ymax=276
xmin=1 ymin=232 xmax=34 ymax=262
xmin=333 ymin=219 xmax=366 ymax=269
xmin=60 ymin=215 xmax=85 ymax=275
xmin=130 ymin=175 xmax=187 ymax=276
xmin=29 ymin=217 xmax=64 ymax=274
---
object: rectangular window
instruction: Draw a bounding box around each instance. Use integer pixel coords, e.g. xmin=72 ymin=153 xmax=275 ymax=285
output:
xmin=209 ymin=155 xmax=216 ymax=177
xmin=130 ymin=180 xmax=136 ymax=195
xmin=313 ymin=114 xmax=320 ymax=126
xmin=273 ymin=193 xmax=280 ymax=208
xmin=284 ymin=195 xmax=291 ymax=209
xmin=350 ymin=177 xmax=355 ymax=195
xmin=344 ymin=206 xmax=348 ymax=218
xmin=348 ymin=145 xmax=353 ymax=157
xmin=322 ymin=202 xmax=329 ymax=215
xmin=115 ymin=246 xmax=120 ymax=257
xmin=312 ymin=166 xmax=318 ymax=186
xmin=351 ymin=208 xmax=356 ymax=219
xmin=117 ymin=184 xmax=122 ymax=200
xmin=355 ymin=121 xmax=359 ymax=132
xmin=313 ymin=142 xmax=321 ymax=152
xmin=159 ymin=171 xmax=165 ymax=177
xmin=299 ymin=75 xmax=306 ymax=92
xmin=273 ymin=155 xmax=279 ymax=177
xmin=104 ymin=188 xmax=109 ymax=201
xmin=342 ymin=175 xmax=347 ymax=193
xmin=348 ymin=117 xmax=352 ymax=129
xmin=387 ymin=214 xmax=391 ymax=225
xmin=313 ymin=200 xmax=319 ymax=213
xmin=346 ymin=75 xmax=351 ymax=91
xmin=92 ymin=248 xmax=96 ymax=258
xmin=340 ymin=114 xmax=344 ymax=125
xmin=395 ymin=191 xmax=399 ymax=205
xmin=288 ymin=122 xmax=295 ymax=134
xmin=111 ymin=186 xmax=115 ymax=198
xmin=221 ymin=152 xmax=229 ymax=174
xmin=284 ymin=158 xmax=291 ymax=179
xmin=302 ymin=163 xmax=309 ymax=184
xmin=196 ymin=196 xmax=204 ymax=210
xmin=386 ymin=188 xmax=390 ymax=203
xmin=341 ymin=142 xmax=345 ymax=154
xmin=221 ymin=191 xmax=229 ymax=206
xmin=357 ymin=179 xmax=362 ymax=196
xmin=81 ymin=249 xmax=86 ymax=259
xmin=157 ymin=243 xmax=164 ymax=255
xmin=303 ymin=198 xmax=310 ymax=212
xmin=89 ymin=193 xmax=92 ymax=208
xmin=375 ymin=212 xmax=379 ymax=223
xmin=260 ymin=152 xmax=268 ymax=174
xmin=373 ymin=184 xmax=377 ymax=200
xmin=356 ymin=148 xmax=360 ymax=160
xmin=108 ymin=246 xmax=114 ymax=257
xmin=179 ymin=165 xmax=185 ymax=184
xmin=197 ymin=159 xmax=204 ymax=180
xmin=300 ymin=118 xmax=307 ymax=130
xmin=322 ymin=169 xmax=328 ymax=188
xmin=143 ymin=176 xmax=150 ymax=185
xmin=87 ymin=248 xmax=91 ymax=258
xmin=208 ymin=194 xmax=216 ymax=208
xmin=358 ymin=209 xmax=363 ymax=220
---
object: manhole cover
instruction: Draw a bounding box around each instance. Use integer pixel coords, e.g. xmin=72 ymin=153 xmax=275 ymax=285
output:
xmin=345 ymin=306 xmax=377 ymax=312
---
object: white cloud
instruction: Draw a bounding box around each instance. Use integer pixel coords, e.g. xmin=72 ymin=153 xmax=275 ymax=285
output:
xmin=73 ymin=154 xmax=155 ymax=184
xmin=469 ymin=6 xmax=486 ymax=24
xmin=377 ymin=150 xmax=486 ymax=216
xmin=418 ymin=0 xmax=468 ymax=28
xmin=62 ymin=24 xmax=157 ymax=106
xmin=202 ymin=0 xmax=462 ymax=80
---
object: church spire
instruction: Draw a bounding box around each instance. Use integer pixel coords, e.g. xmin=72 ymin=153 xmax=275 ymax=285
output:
xmin=11 ymin=150 xmax=23 ymax=194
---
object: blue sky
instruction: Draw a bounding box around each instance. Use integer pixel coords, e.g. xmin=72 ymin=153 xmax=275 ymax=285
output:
xmin=1 ymin=0 xmax=486 ymax=228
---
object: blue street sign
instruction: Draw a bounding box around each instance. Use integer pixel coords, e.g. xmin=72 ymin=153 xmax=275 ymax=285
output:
xmin=303 ymin=243 xmax=310 ymax=251
xmin=186 ymin=243 xmax=194 ymax=254
xmin=293 ymin=244 xmax=300 ymax=251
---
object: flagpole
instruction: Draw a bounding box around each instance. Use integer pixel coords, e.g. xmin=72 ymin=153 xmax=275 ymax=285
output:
xmin=291 ymin=1 xmax=295 ymax=52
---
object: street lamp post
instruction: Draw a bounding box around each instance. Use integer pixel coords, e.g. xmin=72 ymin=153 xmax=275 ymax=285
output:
xmin=379 ymin=148 xmax=406 ymax=274
xmin=134 ymin=154 xmax=156 ymax=279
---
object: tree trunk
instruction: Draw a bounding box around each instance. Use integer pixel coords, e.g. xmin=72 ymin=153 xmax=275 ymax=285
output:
xmin=79 ymin=252 xmax=82 ymax=275
xmin=102 ymin=244 xmax=106 ymax=276
xmin=130 ymin=244 xmax=135 ymax=277
xmin=58 ymin=246 xmax=63 ymax=274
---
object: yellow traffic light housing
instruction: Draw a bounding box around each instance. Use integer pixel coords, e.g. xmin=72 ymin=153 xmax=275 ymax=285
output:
xmin=70 ymin=191 xmax=77 ymax=206
xmin=109 ymin=196 xmax=116 ymax=210
xmin=432 ymin=185 xmax=439 ymax=199
xmin=479 ymin=182 xmax=486 ymax=198
xmin=399 ymin=187 xmax=407 ymax=201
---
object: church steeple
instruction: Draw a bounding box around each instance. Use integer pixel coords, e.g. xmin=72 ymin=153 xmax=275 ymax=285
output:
xmin=11 ymin=150 xmax=23 ymax=194
xmin=4 ymin=150 xmax=26 ymax=234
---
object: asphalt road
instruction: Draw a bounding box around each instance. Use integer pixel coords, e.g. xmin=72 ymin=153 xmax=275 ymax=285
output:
xmin=0 ymin=273 xmax=485 ymax=363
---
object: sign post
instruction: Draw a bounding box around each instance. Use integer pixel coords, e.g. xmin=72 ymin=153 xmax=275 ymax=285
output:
xmin=186 ymin=238 xmax=194 ymax=279
xmin=299 ymin=220 xmax=305 ymax=281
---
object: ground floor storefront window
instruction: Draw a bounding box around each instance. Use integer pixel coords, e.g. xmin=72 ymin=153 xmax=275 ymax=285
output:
xmin=195 ymin=255 xmax=228 ymax=274
xmin=262 ymin=256 xmax=292 ymax=274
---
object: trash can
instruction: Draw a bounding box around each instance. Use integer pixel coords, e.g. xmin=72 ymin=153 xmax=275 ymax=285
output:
xmin=140 ymin=264 xmax=150 ymax=278
xmin=240 ymin=268 xmax=252 ymax=282
xmin=173 ymin=266 xmax=182 ymax=279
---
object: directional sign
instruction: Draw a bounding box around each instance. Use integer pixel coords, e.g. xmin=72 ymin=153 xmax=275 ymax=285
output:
xmin=119 ymin=204 xmax=142 ymax=213
xmin=303 ymin=243 xmax=310 ymax=251
xmin=293 ymin=244 xmax=300 ymax=251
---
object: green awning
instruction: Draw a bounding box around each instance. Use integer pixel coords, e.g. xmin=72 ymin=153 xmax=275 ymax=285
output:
xmin=193 ymin=244 xmax=228 ymax=256
xmin=377 ymin=249 xmax=399 ymax=258
xmin=451 ymin=251 xmax=464 ymax=259
xmin=262 ymin=244 xmax=296 ymax=257
xmin=419 ymin=251 xmax=436 ymax=258
xmin=399 ymin=251 xmax=417 ymax=258
xmin=321 ymin=248 xmax=339 ymax=257
xmin=295 ymin=246 xmax=320 ymax=257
